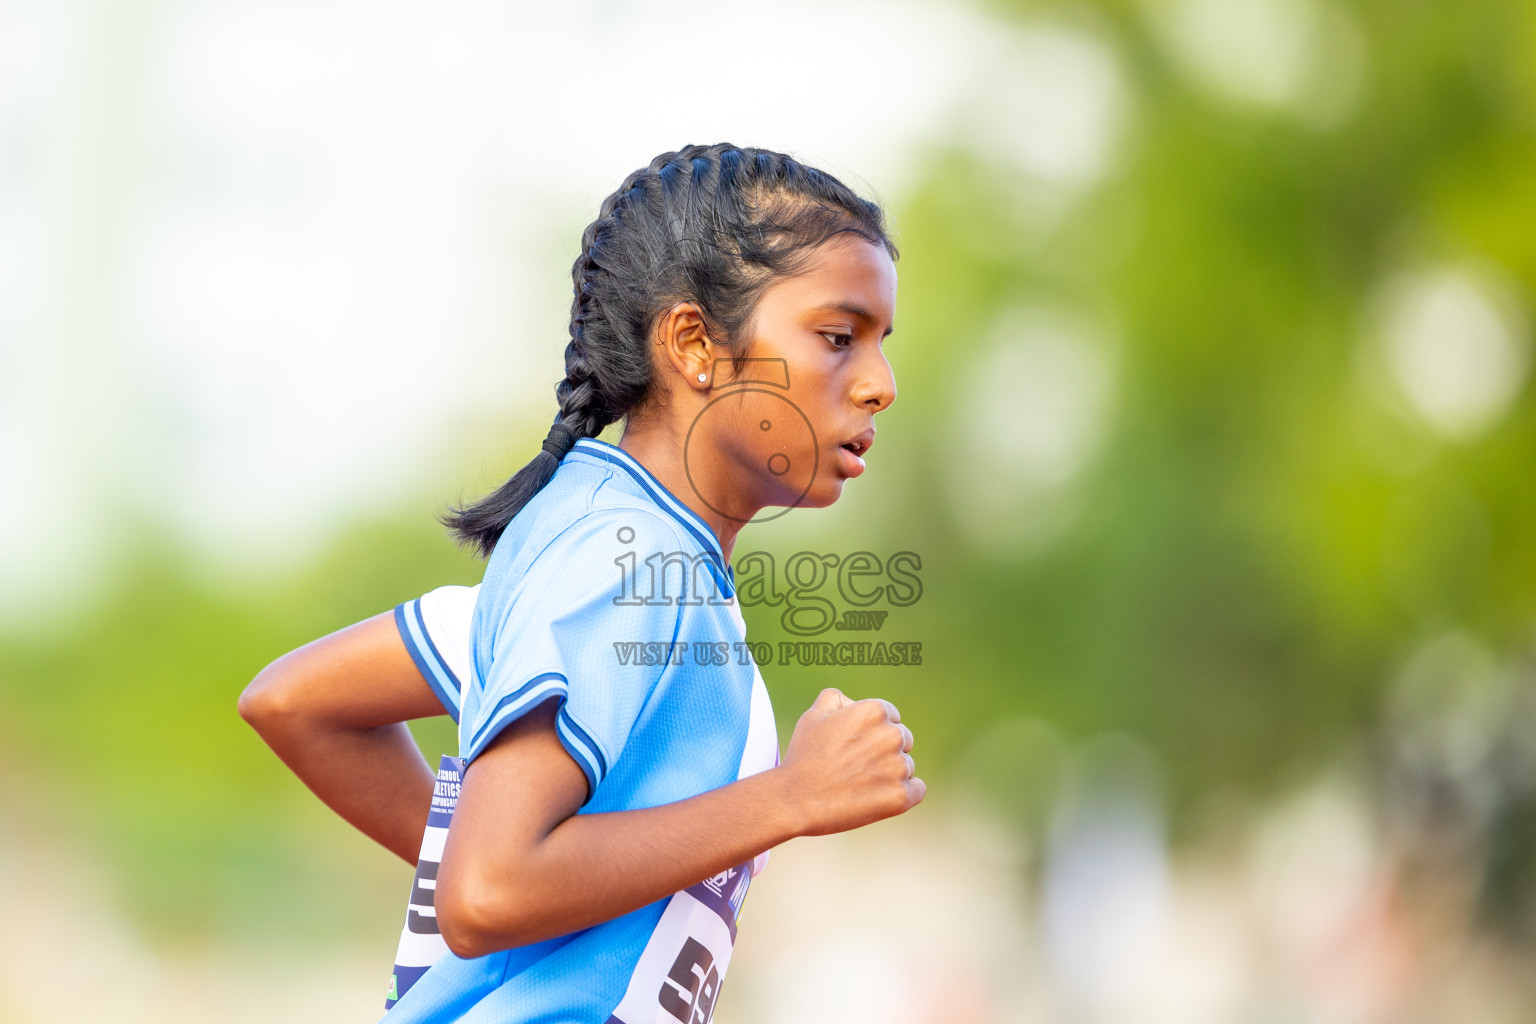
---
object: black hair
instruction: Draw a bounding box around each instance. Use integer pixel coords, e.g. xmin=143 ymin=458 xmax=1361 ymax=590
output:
xmin=443 ymin=143 xmax=897 ymax=558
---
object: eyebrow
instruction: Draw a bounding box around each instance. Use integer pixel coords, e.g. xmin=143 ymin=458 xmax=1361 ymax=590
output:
xmin=815 ymin=302 xmax=896 ymax=337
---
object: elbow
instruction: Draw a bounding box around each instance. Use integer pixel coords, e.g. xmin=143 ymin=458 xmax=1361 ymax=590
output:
xmin=435 ymin=870 xmax=547 ymax=958
xmin=238 ymin=662 xmax=300 ymax=734
xmin=437 ymin=902 xmax=500 ymax=961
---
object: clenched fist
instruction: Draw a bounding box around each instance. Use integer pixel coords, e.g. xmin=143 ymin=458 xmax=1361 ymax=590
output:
xmin=778 ymin=687 xmax=925 ymax=836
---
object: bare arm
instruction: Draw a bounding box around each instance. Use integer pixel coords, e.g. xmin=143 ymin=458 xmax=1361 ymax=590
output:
xmin=238 ymin=612 xmax=449 ymax=865
xmin=435 ymin=687 xmax=923 ymax=958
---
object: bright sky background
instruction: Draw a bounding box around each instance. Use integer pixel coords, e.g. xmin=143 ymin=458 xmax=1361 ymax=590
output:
xmin=0 ymin=0 xmax=1017 ymax=621
xmin=5 ymin=0 xmax=1517 ymax=627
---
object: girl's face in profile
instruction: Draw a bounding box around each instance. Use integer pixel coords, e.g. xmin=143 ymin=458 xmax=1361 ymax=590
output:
xmin=694 ymin=236 xmax=898 ymax=521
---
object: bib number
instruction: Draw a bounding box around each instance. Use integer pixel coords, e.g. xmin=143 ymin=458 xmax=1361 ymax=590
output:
xmin=384 ymin=755 xmax=464 ymax=1010
xmin=606 ymin=864 xmax=751 ymax=1024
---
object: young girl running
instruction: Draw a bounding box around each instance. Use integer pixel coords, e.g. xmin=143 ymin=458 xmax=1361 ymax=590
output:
xmin=240 ymin=143 xmax=922 ymax=1023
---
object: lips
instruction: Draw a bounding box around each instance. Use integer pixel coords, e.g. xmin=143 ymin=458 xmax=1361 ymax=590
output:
xmin=833 ymin=428 xmax=874 ymax=479
xmin=839 ymin=429 xmax=875 ymax=459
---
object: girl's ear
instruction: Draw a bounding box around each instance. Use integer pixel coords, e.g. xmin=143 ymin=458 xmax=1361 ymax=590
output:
xmin=654 ymin=302 xmax=717 ymax=392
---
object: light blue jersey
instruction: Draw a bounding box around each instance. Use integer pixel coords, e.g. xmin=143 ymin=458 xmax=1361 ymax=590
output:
xmin=386 ymin=437 xmax=778 ymax=1024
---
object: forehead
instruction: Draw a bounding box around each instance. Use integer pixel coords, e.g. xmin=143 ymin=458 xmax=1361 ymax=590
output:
xmin=757 ymin=236 xmax=898 ymax=323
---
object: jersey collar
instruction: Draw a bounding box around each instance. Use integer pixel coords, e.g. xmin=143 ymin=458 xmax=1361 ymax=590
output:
xmin=570 ymin=437 xmax=728 ymax=569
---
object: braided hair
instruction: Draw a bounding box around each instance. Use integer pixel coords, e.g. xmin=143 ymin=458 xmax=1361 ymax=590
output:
xmin=443 ymin=143 xmax=897 ymax=558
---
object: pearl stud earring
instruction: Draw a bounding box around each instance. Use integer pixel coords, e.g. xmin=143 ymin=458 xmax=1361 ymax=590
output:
xmin=697 ymin=373 xmax=707 ymax=383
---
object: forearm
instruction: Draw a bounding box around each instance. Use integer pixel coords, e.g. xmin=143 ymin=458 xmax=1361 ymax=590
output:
xmin=446 ymin=767 xmax=802 ymax=953
xmin=254 ymin=712 xmax=436 ymax=864
xmin=437 ymin=690 xmax=921 ymax=958
xmin=238 ymin=612 xmax=452 ymax=865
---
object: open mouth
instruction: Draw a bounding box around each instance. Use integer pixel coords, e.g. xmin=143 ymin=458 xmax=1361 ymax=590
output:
xmin=840 ymin=439 xmax=870 ymax=458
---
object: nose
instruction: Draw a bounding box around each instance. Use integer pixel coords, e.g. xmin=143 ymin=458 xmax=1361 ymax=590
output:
xmin=853 ymin=346 xmax=897 ymax=414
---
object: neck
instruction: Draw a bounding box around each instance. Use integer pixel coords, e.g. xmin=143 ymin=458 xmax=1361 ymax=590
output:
xmin=615 ymin=424 xmax=752 ymax=561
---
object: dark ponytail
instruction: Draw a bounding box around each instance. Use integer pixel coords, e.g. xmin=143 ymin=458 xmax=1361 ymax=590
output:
xmin=443 ymin=143 xmax=896 ymax=558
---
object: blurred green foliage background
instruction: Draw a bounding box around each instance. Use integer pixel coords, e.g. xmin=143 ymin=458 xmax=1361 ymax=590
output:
xmin=3 ymin=0 xmax=1535 ymax=1019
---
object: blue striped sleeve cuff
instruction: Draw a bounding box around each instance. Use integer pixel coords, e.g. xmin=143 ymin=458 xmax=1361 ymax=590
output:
xmin=555 ymin=706 xmax=608 ymax=800
xmin=463 ymin=672 xmax=608 ymax=802
xmin=394 ymin=600 xmax=462 ymax=723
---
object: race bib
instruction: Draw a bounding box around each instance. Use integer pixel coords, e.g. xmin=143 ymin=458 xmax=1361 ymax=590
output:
xmin=384 ymin=755 xmax=464 ymax=1010
xmin=605 ymin=861 xmax=752 ymax=1024
xmin=383 ymin=755 xmax=755 ymax=1022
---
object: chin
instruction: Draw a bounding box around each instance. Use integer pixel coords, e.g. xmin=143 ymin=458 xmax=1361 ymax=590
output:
xmin=798 ymin=477 xmax=847 ymax=509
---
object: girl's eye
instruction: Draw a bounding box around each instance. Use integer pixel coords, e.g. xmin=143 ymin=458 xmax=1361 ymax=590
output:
xmin=820 ymin=331 xmax=854 ymax=350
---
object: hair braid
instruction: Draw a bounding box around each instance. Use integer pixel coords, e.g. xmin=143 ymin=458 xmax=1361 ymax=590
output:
xmin=554 ymin=234 xmax=610 ymax=440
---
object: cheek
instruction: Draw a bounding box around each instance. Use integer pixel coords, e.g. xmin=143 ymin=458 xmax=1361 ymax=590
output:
xmin=693 ymin=388 xmax=819 ymax=503
xmin=739 ymin=391 xmax=820 ymax=480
